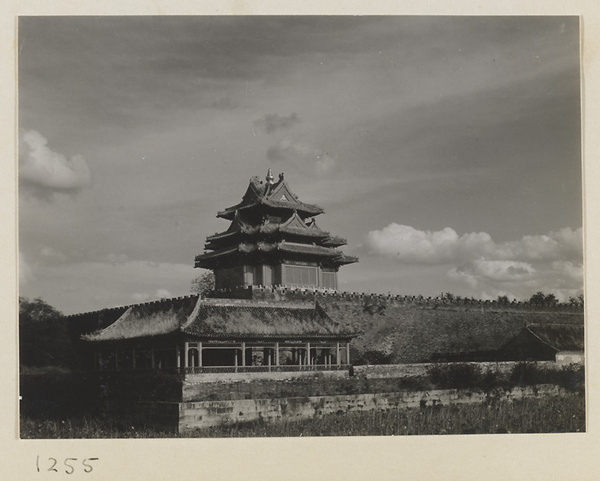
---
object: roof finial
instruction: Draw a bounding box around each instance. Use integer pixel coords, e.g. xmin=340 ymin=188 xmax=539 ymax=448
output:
xmin=266 ymin=168 xmax=274 ymax=184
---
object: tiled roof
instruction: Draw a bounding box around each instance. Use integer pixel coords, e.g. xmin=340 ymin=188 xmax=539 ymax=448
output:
xmin=196 ymin=242 xmax=354 ymax=266
xmin=182 ymin=299 xmax=354 ymax=339
xmin=81 ymin=296 xmax=355 ymax=342
xmin=205 ymin=220 xmax=330 ymax=247
xmin=322 ymin=235 xmax=347 ymax=247
xmin=217 ymin=176 xmax=324 ymax=219
xmin=66 ymin=306 xmax=130 ymax=334
xmin=276 ymin=242 xmax=343 ymax=256
xmin=523 ymin=323 xmax=584 ymax=351
xmin=82 ymin=296 xmax=199 ymax=341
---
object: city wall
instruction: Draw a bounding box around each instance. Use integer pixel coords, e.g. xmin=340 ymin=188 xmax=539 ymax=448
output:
xmin=210 ymin=285 xmax=584 ymax=311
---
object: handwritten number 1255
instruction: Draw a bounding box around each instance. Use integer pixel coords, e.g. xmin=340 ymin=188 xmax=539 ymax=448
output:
xmin=36 ymin=456 xmax=99 ymax=474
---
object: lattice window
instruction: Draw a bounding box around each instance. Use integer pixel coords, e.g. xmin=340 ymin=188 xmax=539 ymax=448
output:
xmin=284 ymin=265 xmax=318 ymax=286
xmin=322 ymin=271 xmax=337 ymax=289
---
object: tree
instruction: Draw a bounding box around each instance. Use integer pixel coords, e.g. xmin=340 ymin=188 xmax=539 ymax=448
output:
xmin=544 ymin=293 xmax=558 ymax=306
xmin=19 ymin=297 xmax=70 ymax=369
xmin=497 ymin=295 xmax=510 ymax=305
xmin=529 ymin=291 xmax=559 ymax=307
xmin=191 ymin=271 xmax=215 ymax=297
xmin=569 ymin=294 xmax=584 ymax=308
xmin=529 ymin=291 xmax=546 ymax=306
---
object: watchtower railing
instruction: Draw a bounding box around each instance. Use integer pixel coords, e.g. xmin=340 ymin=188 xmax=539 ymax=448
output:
xmin=184 ymin=365 xmax=349 ymax=375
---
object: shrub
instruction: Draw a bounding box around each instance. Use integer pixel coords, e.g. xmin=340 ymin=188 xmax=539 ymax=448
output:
xmin=353 ymin=350 xmax=394 ymax=365
xmin=556 ymin=365 xmax=585 ymax=392
xmin=509 ymin=363 xmax=584 ymax=392
xmin=427 ymin=363 xmax=485 ymax=389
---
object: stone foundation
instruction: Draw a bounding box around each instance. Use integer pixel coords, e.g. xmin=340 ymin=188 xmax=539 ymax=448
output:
xmin=132 ymin=384 xmax=564 ymax=434
xmin=184 ymin=368 xmax=348 ymax=385
xmin=177 ymin=385 xmax=562 ymax=433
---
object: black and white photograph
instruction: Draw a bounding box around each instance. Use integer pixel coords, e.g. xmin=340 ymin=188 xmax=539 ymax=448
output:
xmin=17 ymin=15 xmax=585 ymax=441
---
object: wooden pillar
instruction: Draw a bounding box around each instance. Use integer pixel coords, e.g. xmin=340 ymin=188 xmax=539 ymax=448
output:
xmin=241 ymin=342 xmax=246 ymax=367
xmin=176 ymin=345 xmax=181 ymax=369
xmin=346 ymin=342 xmax=350 ymax=365
xmin=198 ymin=342 xmax=203 ymax=367
xmin=184 ymin=342 xmax=189 ymax=369
xmin=336 ymin=343 xmax=341 ymax=366
xmin=306 ymin=342 xmax=311 ymax=366
xmin=275 ymin=342 xmax=280 ymax=366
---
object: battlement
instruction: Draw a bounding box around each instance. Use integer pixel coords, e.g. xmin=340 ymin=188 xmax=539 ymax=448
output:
xmin=65 ymin=294 xmax=199 ymax=319
xmin=208 ymin=285 xmax=583 ymax=312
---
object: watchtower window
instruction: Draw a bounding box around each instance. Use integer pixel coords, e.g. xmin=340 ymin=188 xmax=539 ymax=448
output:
xmin=284 ymin=265 xmax=318 ymax=287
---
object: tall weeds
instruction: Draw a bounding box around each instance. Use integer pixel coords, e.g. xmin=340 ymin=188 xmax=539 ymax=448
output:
xmin=21 ymin=393 xmax=584 ymax=438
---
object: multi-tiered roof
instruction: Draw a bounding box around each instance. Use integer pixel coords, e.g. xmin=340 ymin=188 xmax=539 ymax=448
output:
xmin=195 ymin=170 xmax=357 ymax=291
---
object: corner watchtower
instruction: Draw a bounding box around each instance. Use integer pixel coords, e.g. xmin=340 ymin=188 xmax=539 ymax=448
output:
xmin=195 ymin=170 xmax=358 ymax=291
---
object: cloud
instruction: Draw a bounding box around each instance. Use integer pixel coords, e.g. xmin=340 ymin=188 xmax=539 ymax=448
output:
xmin=156 ymin=288 xmax=172 ymax=298
xmin=266 ymin=138 xmax=336 ymax=174
xmin=19 ymin=129 xmax=92 ymax=199
xmin=131 ymin=292 xmax=150 ymax=302
xmin=448 ymin=260 xmax=536 ymax=286
xmin=366 ymin=224 xmax=582 ymax=265
xmin=365 ymin=224 xmax=494 ymax=264
xmin=253 ymin=112 xmax=301 ymax=134
xmin=365 ymin=224 xmax=583 ymax=301
xmin=130 ymin=288 xmax=172 ymax=303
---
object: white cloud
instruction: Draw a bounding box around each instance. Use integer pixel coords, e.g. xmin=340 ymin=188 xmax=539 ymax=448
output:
xmin=365 ymin=224 xmax=493 ymax=264
xmin=19 ymin=129 xmax=92 ymax=199
xmin=155 ymin=288 xmax=172 ymax=298
xmin=365 ymin=223 xmax=583 ymax=301
xmin=366 ymin=224 xmax=582 ymax=265
xmin=132 ymin=288 xmax=172 ymax=303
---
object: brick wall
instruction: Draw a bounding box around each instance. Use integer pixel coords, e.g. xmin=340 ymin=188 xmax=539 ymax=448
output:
xmin=182 ymin=376 xmax=429 ymax=402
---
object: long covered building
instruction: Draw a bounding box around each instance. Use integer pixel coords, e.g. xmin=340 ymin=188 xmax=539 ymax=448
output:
xmin=80 ymin=296 xmax=353 ymax=374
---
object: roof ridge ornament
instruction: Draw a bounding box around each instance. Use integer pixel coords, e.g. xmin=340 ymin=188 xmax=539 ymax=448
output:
xmin=266 ymin=168 xmax=274 ymax=185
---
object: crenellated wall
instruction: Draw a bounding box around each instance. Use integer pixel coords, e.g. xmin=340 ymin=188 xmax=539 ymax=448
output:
xmin=209 ymin=285 xmax=584 ymax=312
xmin=208 ymin=285 xmax=584 ymax=364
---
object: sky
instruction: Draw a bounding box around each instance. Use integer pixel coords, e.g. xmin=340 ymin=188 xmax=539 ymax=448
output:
xmin=17 ymin=16 xmax=583 ymax=314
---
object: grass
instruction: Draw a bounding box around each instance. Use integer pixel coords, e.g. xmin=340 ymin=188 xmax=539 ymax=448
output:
xmin=21 ymin=392 xmax=584 ymax=438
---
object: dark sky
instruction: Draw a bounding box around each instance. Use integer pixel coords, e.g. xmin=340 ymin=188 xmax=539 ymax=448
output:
xmin=17 ymin=16 xmax=582 ymax=313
